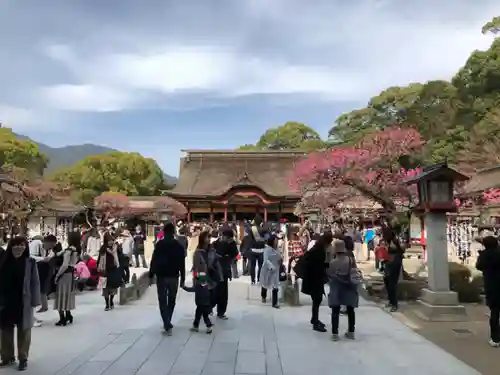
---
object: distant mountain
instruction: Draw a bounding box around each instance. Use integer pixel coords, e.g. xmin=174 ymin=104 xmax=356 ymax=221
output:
xmin=14 ymin=133 xmax=178 ymax=183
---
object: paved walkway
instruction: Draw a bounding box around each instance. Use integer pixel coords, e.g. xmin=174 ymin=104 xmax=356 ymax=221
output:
xmin=19 ymin=276 xmax=481 ymax=375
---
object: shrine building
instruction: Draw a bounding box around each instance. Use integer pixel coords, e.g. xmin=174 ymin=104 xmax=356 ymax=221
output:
xmin=167 ymin=150 xmax=304 ymax=223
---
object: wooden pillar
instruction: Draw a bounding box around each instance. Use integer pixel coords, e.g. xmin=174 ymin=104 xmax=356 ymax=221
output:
xmin=210 ymin=205 xmax=214 ymax=224
xmin=232 ymin=205 xmax=237 ymax=223
xmin=264 ymin=207 xmax=268 ymax=222
xmin=224 ymin=206 xmax=228 ymax=222
xmin=187 ymin=209 xmax=191 ymax=224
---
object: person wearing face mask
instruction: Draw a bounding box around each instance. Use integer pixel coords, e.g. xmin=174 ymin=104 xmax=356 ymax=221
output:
xmin=97 ymin=234 xmax=122 ymax=311
xmin=0 ymin=236 xmax=41 ymax=371
xmin=133 ymin=225 xmax=147 ymax=268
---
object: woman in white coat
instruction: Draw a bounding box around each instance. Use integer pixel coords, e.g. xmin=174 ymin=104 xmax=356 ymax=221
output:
xmin=260 ymin=235 xmax=281 ymax=308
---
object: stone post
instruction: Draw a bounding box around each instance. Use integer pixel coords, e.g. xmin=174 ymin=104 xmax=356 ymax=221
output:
xmin=415 ymin=212 xmax=467 ymax=321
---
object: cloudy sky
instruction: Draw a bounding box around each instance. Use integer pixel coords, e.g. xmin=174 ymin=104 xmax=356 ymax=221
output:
xmin=0 ymin=0 xmax=497 ymax=176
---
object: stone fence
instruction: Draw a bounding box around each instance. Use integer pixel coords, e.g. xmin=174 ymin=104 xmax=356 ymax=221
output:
xmin=118 ymin=268 xmax=150 ymax=305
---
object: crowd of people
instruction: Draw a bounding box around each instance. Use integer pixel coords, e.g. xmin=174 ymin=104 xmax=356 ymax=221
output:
xmin=0 ymin=223 xmax=150 ymax=371
xmin=1 ymin=215 xmax=499 ymax=371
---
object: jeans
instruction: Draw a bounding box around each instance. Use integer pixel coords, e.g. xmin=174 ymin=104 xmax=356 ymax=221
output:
xmin=231 ymin=261 xmax=239 ymax=279
xmin=384 ymin=275 xmax=399 ymax=308
xmin=242 ymin=257 xmax=249 ymax=275
xmin=193 ymin=306 xmax=212 ymax=328
xmin=331 ymin=306 xmax=355 ymax=334
xmin=261 ymin=287 xmax=278 ymax=306
xmin=122 ymin=256 xmax=131 ymax=283
xmin=490 ymin=306 xmax=500 ymax=343
xmin=310 ymin=293 xmax=323 ymax=324
xmin=156 ymin=277 xmax=179 ymax=329
xmin=250 ymin=252 xmax=263 ymax=283
xmin=214 ymin=279 xmax=229 ymax=317
xmin=134 ymin=253 xmax=148 ymax=268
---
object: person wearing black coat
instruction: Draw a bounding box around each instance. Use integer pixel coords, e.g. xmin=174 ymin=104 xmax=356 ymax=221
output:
xmin=149 ymin=223 xmax=186 ymax=334
xmin=476 ymin=236 xmax=500 ymax=347
xmin=383 ymin=234 xmax=404 ymax=312
xmin=212 ymin=229 xmax=239 ymax=319
xmin=300 ymin=232 xmax=333 ymax=332
xmin=240 ymin=233 xmax=253 ymax=275
xmin=97 ymin=235 xmax=122 ymax=311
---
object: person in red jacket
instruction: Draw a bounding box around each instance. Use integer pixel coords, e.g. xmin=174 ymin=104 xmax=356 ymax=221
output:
xmin=83 ymin=255 xmax=99 ymax=289
xmin=374 ymin=239 xmax=390 ymax=272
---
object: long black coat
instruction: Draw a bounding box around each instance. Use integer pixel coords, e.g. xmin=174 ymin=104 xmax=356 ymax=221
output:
xmin=214 ymin=239 xmax=238 ymax=280
xmin=300 ymin=244 xmax=327 ymax=297
xmin=476 ymin=246 xmax=500 ymax=308
xmin=98 ymin=252 xmax=123 ymax=289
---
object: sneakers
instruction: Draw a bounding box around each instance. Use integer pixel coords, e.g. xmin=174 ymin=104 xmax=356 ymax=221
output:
xmin=190 ymin=326 xmax=213 ymax=334
xmin=488 ymin=339 xmax=500 ymax=347
xmin=272 ymin=305 xmax=280 ymax=309
xmin=217 ymin=315 xmax=229 ymax=320
xmin=330 ymin=332 xmax=355 ymax=341
xmin=18 ymin=359 xmax=28 ymax=371
xmin=312 ymin=323 xmax=327 ymax=332
xmin=344 ymin=331 xmax=355 ymax=340
xmin=164 ymin=328 xmax=173 ymax=336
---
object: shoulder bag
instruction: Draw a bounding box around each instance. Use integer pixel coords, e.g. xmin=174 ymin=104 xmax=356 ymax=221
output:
xmin=348 ymin=257 xmax=363 ymax=285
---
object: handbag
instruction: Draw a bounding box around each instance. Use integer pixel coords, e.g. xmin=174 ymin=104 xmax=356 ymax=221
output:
xmin=279 ymin=263 xmax=287 ymax=282
xmin=349 ymin=257 xmax=363 ymax=285
xmin=98 ymin=276 xmax=108 ymax=290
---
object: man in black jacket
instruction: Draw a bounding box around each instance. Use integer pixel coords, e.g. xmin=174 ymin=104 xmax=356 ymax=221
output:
xmin=149 ymin=222 xmax=186 ymax=334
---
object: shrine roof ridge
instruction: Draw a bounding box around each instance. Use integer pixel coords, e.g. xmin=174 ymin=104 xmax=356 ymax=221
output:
xmin=181 ymin=149 xmax=307 ymax=157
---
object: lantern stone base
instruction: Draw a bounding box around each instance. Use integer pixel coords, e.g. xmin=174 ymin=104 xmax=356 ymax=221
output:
xmin=412 ymin=288 xmax=467 ymax=322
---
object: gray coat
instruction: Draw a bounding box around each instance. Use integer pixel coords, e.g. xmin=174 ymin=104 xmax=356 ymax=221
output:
xmin=22 ymin=258 xmax=42 ymax=329
xmin=327 ymin=255 xmax=359 ymax=308
xmin=260 ymin=245 xmax=281 ymax=290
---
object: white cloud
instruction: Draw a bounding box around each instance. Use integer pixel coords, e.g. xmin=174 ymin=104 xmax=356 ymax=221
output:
xmin=2 ymin=0 xmax=500 ymax=115
xmin=0 ymin=105 xmax=38 ymax=130
xmin=40 ymin=84 xmax=136 ymax=112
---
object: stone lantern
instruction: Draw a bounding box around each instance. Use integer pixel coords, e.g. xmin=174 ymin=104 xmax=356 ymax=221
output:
xmin=405 ymin=161 xmax=469 ymax=321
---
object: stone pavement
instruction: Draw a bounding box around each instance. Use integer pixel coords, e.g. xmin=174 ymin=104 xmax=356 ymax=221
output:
xmin=17 ymin=276 xmax=482 ymax=375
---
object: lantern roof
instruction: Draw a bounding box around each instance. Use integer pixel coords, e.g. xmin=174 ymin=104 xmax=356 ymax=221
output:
xmin=405 ymin=161 xmax=469 ymax=185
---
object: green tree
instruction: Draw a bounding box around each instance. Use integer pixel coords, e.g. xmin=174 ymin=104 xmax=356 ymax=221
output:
xmin=240 ymin=122 xmax=326 ymax=151
xmin=482 ymin=16 xmax=500 ymax=35
xmin=328 ymin=18 xmax=500 ymax=169
xmin=50 ymin=151 xmax=165 ymax=205
xmin=0 ymin=127 xmax=48 ymax=175
xmin=459 ymin=108 xmax=500 ymax=169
